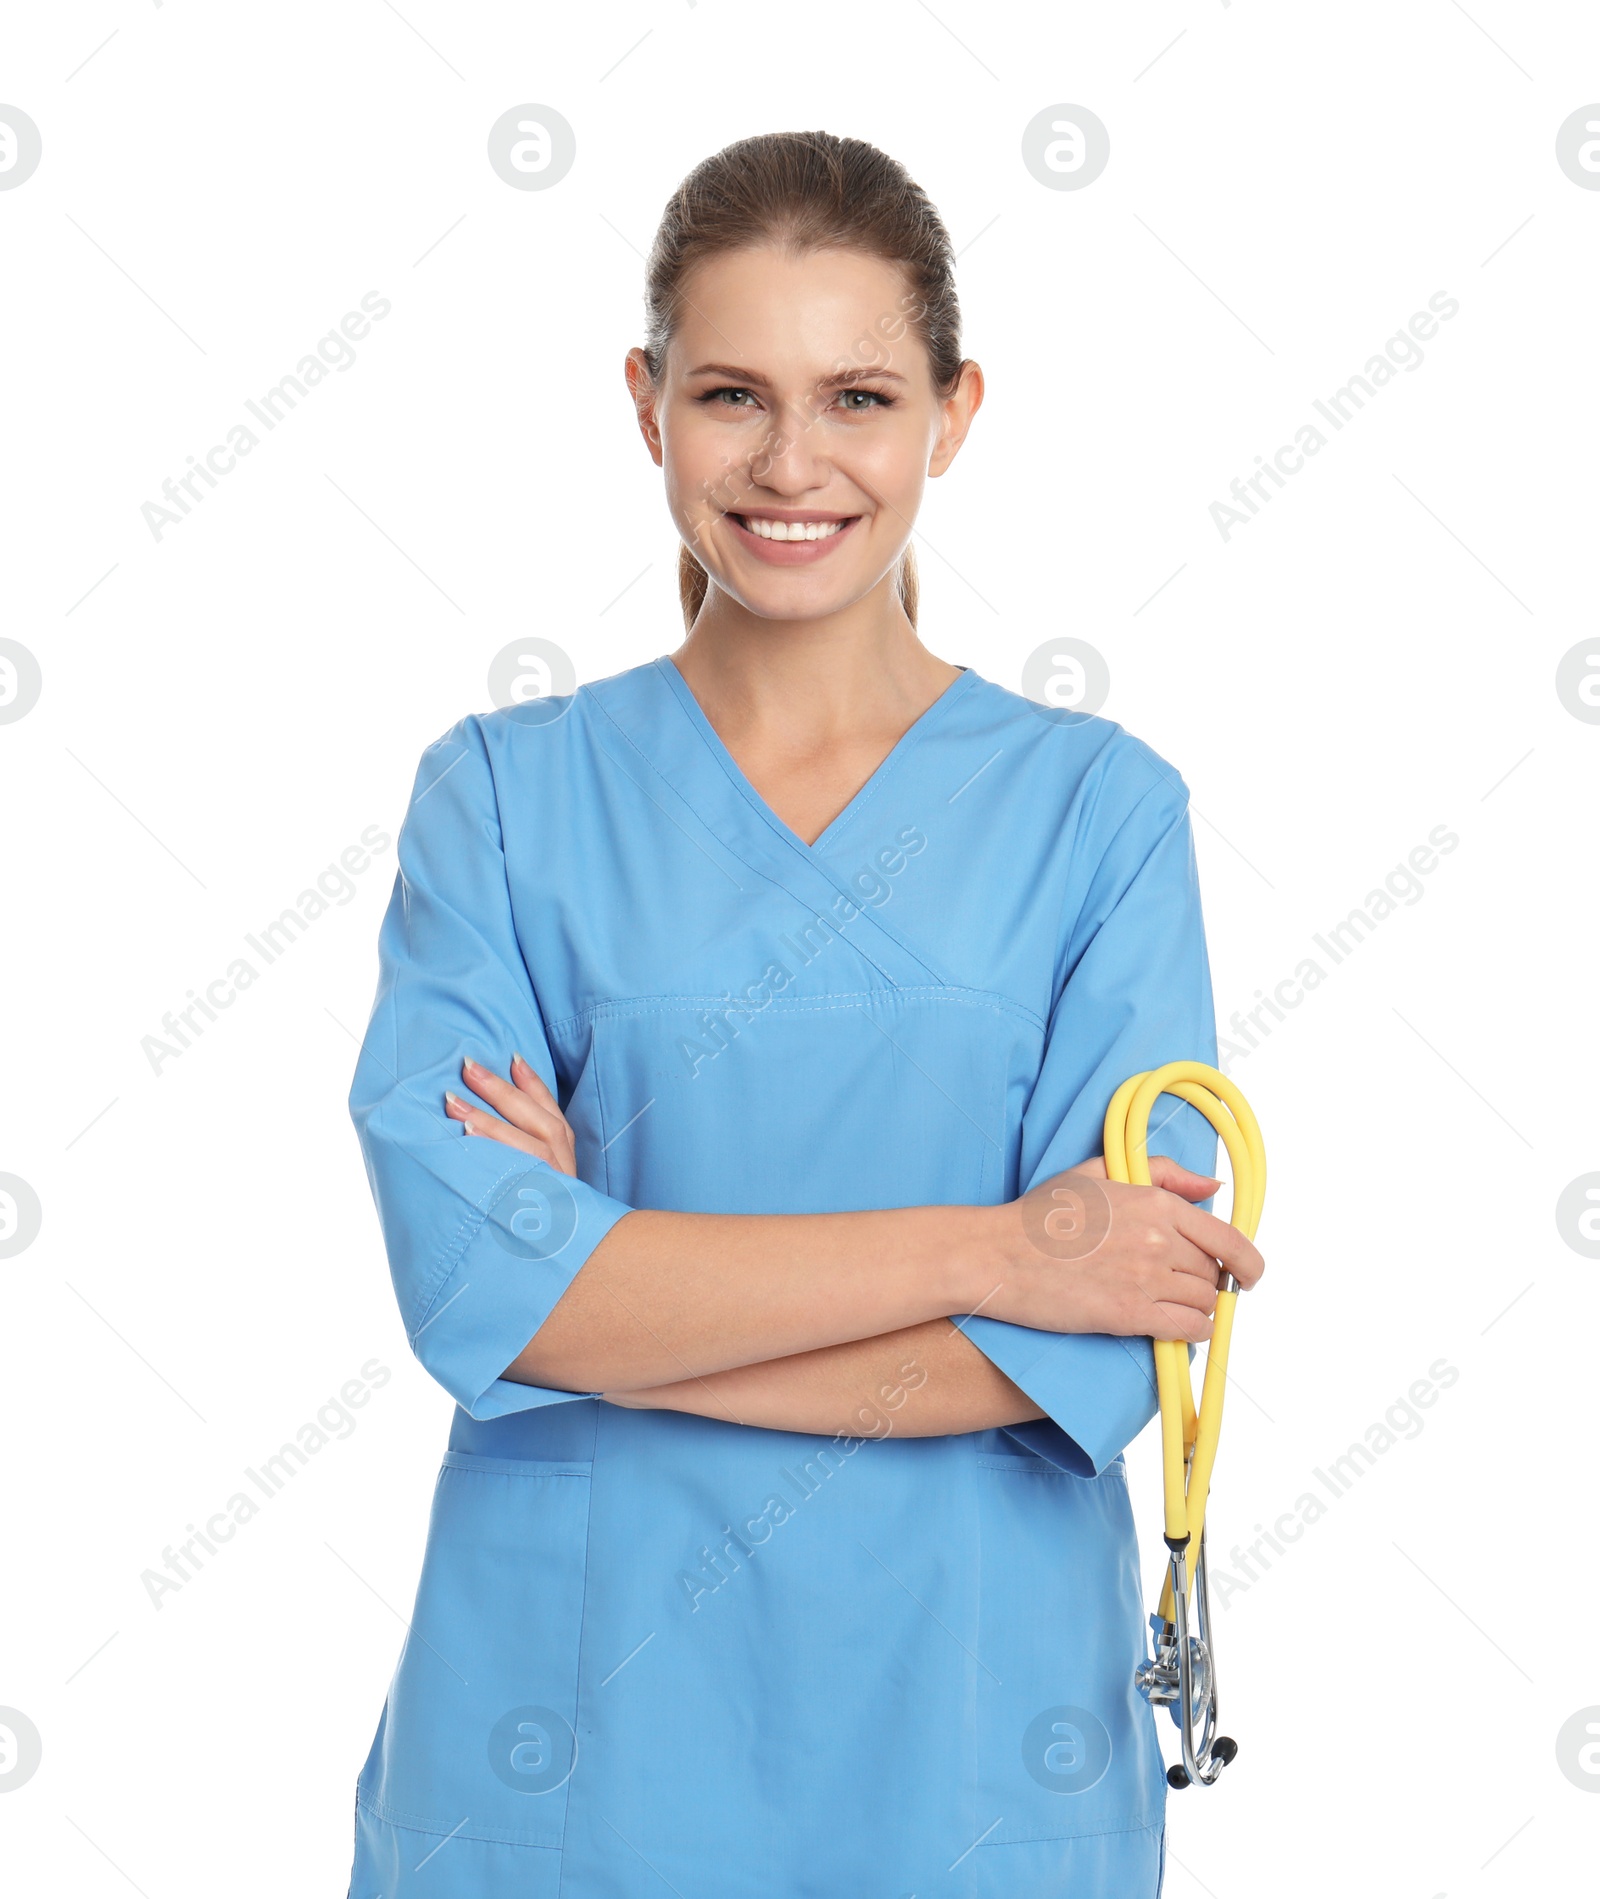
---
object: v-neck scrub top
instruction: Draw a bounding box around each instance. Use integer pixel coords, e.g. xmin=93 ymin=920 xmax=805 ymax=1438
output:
xmin=345 ymin=654 xmax=1219 ymax=1898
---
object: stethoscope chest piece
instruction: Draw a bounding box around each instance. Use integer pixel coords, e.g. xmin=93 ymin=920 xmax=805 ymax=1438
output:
xmin=1135 ymin=1532 xmax=1237 ymax=1787
xmin=1136 ymin=1620 xmax=1211 ymax=1734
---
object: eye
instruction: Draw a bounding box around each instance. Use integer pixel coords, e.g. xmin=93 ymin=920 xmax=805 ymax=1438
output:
xmin=837 ymin=387 xmax=894 ymax=411
xmin=697 ymin=385 xmax=761 ymax=409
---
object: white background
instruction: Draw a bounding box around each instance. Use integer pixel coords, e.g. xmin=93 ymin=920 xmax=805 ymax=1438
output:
xmin=2 ymin=4 xmax=1596 ymax=1894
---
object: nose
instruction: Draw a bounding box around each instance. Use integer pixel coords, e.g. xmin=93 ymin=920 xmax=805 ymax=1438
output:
xmin=746 ymin=395 xmax=840 ymax=496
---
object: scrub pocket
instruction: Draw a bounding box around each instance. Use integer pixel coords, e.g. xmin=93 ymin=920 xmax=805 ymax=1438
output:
xmin=973 ymin=1451 xmax=1167 ymax=1845
xmin=355 ymin=1452 xmax=592 ymax=1851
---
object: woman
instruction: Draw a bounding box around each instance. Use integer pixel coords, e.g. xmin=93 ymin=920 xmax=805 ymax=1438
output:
xmin=346 ymin=130 xmax=1263 ymax=1899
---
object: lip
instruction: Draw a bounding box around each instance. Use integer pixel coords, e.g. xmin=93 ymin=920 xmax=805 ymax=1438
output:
xmin=723 ymin=511 xmax=863 ymax=566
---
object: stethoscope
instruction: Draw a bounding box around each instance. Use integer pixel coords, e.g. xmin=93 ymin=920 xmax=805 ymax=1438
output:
xmin=1105 ymin=1060 xmax=1266 ymax=1790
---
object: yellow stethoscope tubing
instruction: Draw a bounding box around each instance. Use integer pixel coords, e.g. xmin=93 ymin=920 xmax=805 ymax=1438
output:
xmin=1102 ymin=1061 xmax=1265 ymax=1620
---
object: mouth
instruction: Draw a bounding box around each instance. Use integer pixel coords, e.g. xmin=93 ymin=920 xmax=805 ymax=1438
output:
xmin=723 ymin=511 xmax=863 ymax=564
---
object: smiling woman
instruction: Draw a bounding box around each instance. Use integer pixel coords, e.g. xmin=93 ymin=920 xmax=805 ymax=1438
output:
xmin=633 ymin=177 xmax=974 ymax=658
xmin=618 ymin=224 xmax=979 ymax=848
xmin=343 ymin=128 xmax=1258 ymax=1899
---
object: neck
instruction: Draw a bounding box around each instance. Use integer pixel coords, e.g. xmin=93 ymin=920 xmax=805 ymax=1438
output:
xmin=671 ymin=573 xmax=960 ymax=746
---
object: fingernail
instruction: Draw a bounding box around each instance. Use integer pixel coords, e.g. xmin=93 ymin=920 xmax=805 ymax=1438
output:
xmin=511 ymin=1051 xmax=525 ymax=1071
xmin=445 ymin=1091 xmax=469 ymax=1113
xmin=462 ymin=1058 xmax=483 ymax=1076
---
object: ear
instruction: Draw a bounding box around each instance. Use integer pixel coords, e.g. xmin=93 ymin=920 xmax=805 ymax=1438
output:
xmin=624 ymin=347 xmax=665 ymax=464
xmin=928 ymin=359 xmax=985 ymax=478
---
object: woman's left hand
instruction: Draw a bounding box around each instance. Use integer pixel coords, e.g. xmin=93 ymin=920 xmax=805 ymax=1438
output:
xmin=445 ymin=1055 xmax=578 ymax=1177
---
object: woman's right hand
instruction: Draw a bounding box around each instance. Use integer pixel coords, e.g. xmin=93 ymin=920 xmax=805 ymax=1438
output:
xmin=983 ymin=1155 xmax=1264 ymax=1342
xmin=444 ymin=1053 xmax=578 ymax=1176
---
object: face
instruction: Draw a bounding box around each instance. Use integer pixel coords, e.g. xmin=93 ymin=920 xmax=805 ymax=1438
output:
xmin=627 ymin=245 xmax=982 ymax=623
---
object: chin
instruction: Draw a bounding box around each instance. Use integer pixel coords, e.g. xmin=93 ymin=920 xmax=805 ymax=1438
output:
xmin=736 ymin=583 xmax=867 ymax=622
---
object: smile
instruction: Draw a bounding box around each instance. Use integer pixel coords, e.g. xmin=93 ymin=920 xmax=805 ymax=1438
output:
xmin=730 ymin=514 xmax=853 ymax=541
xmin=724 ymin=512 xmax=862 ymax=564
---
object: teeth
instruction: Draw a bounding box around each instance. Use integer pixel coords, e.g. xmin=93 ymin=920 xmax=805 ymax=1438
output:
xmin=736 ymin=515 xmax=849 ymax=541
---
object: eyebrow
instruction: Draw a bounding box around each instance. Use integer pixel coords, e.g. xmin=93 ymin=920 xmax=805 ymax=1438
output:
xmin=684 ymin=362 xmax=909 ymax=387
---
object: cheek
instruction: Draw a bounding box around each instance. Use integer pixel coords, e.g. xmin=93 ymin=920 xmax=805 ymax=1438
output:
xmin=664 ymin=409 xmax=785 ymax=527
xmin=660 ymin=446 xmax=733 ymax=552
xmin=661 ymin=415 xmax=721 ymax=499
xmin=848 ymin=419 xmax=927 ymax=521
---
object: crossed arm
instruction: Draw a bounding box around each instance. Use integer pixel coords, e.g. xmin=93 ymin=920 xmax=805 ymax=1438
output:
xmin=445 ymin=1054 xmax=1261 ymax=1438
xmin=603 ymin=1314 xmax=1041 ymax=1440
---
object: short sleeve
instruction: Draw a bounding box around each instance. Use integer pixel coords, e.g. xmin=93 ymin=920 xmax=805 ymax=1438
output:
xmin=348 ymin=715 xmax=634 ymax=1418
xmin=960 ymin=745 xmax=1218 ymax=1476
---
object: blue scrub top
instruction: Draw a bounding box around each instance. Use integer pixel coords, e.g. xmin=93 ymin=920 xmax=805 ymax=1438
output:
xmin=346 ymin=654 xmax=1218 ymax=1898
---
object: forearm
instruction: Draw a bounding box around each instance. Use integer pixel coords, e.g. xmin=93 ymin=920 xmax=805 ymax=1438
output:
xmin=502 ymin=1152 xmax=1240 ymax=1398
xmin=506 ymin=1203 xmax=1001 ymax=1395
xmin=602 ymin=1318 xmax=1047 ymax=1438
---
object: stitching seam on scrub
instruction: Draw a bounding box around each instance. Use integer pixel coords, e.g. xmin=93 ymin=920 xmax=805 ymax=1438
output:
xmin=654 ymin=653 xmax=979 ymax=861
xmin=591 ymin=1010 xmax=615 ymax=1199
xmin=440 ymin=1452 xmax=593 ymax=1477
xmin=1059 ymin=775 xmax=1191 ymax=984
xmin=983 ymin=1813 xmax=1165 ymax=1848
xmin=974 ymin=1454 xmax=1126 ymax=1479
xmin=406 ymin=1154 xmax=532 ymax=1339
xmin=589 ymin=679 xmax=950 ymax=987
xmin=770 ymin=665 xmax=979 ymax=854
xmin=382 ymin=994 xmax=476 ymax=1340
xmin=355 ymin=1789 xmax=566 ymax=1850
xmin=579 ymin=696 xmax=754 ymax=893
xmin=547 ymin=985 xmax=1047 ymax=1039
xmin=584 ymin=695 xmax=933 ymax=995
xmin=559 ymin=1411 xmax=602 ymax=1892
